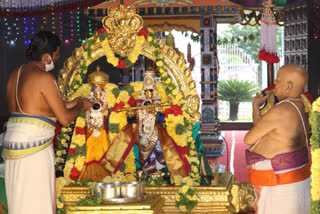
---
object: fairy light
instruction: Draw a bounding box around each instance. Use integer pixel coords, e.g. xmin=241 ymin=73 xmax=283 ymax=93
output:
xmin=88 ymin=7 xmax=93 ymax=37
xmin=58 ymin=1 xmax=63 ymax=41
xmin=76 ymin=8 xmax=81 ymax=42
xmin=313 ymin=0 xmax=320 ymax=39
xmin=70 ymin=10 xmax=74 ymax=42
xmin=4 ymin=8 xmax=17 ymax=46
xmin=4 ymin=16 xmax=10 ymax=43
xmin=29 ymin=17 xmax=35 ymax=45
xmin=59 ymin=12 xmax=63 ymax=41
xmin=51 ymin=1 xmax=56 ymax=34
xmin=23 ymin=17 xmax=28 ymax=45
xmin=41 ymin=16 xmax=47 ymax=30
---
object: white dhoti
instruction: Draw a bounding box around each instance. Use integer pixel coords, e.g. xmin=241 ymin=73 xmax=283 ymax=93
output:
xmin=3 ymin=113 xmax=56 ymax=214
xmin=250 ymin=160 xmax=311 ymax=214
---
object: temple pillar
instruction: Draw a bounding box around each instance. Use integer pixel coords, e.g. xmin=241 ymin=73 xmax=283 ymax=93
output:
xmin=199 ymin=15 xmax=225 ymax=169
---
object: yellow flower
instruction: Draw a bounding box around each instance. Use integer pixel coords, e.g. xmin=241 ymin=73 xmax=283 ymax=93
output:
xmin=172 ymin=89 xmax=179 ymax=95
xmin=159 ymin=68 xmax=165 ymax=73
xmin=74 ymin=84 xmax=79 ymax=89
xmin=57 ymin=151 xmax=62 ymax=156
xmin=118 ymin=91 xmax=130 ymax=103
xmin=57 ymin=200 xmax=64 ymax=209
xmin=176 ymin=94 xmax=183 ymax=100
xmin=106 ymin=93 xmax=116 ymax=107
xmin=101 ymin=39 xmax=119 ymax=67
xmin=70 ymin=84 xmax=91 ymax=100
xmin=179 ymin=205 xmax=187 ymax=212
xmin=128 ymin=36 xmax=145 ymax=63
xmin=73 ymin=135 xmax=86 ymax=147
xmin=181 ymin=185 xmax=189 ymax=194
xmin=173 ymin=175 xmax=182 ymax=186
xmin=175 ymin=195 xmax=181 ymax=201
xmin=125 ymin=149 xmax=136 ymax=174
xmin=165 ymin=78 xmax=171 ymax=84
xmin=183 ymin=176 xmax=193 ymax=187
xmin=192 ymin=165 xmax=198 ymax=173
xmin=76 ymin=118 xmax=86 ymax=128
xmin=83 ymin=52 xmax=88 ymax=60
xmin=75 ymin=74 xmax=82 ymax=81
xmin=147 ymin=36 xmax=153 ymax=42
xmin=75 ymin=156 xmax=85 ymax=170
xmin=147 ymin=27 xmax=154 ymax=33
xmin=156 ymin=60 xmax=163 ymax=67
xmin=55 ymin=157 xmax=60 ymax=164
xmin=192 ymin=195 xmax=197 ymax=200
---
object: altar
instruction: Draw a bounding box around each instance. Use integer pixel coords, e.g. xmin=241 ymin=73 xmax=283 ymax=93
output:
xmin=55 ymin=2 xmax=255 ymax=214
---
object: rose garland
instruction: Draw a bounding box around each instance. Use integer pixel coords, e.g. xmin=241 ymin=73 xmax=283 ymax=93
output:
xmin=56 ymin=27 xmax=201 ymax=212
xmin=309 ymin=98 xmax=320 ymax=214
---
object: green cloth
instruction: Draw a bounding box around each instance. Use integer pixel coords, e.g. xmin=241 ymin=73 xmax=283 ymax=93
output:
xmin=133 ymin=144 xmax=141 ymax=169
xmin=192 ymin=122 xmax=204 ymax=152
xmin=0 ymin=177 xmax=8 ymax=214
xmin=192 ymin=122 xmax=212 ymax=185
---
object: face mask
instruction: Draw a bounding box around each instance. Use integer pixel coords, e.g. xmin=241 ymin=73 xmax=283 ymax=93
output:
xmin=45 ymin=56 xmax=54 ymax=72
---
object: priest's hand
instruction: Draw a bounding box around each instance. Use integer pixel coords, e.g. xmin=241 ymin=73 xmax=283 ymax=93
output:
xmin=82 ymin=98 xmax=94 ymax=111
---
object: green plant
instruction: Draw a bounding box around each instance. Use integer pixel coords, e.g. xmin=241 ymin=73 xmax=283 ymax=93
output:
xmin=218 ymin=80 xmax=258 ymax=121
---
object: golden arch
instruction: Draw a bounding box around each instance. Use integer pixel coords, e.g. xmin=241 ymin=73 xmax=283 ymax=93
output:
xmin=57 ymin=35 xmax=201 ymax=124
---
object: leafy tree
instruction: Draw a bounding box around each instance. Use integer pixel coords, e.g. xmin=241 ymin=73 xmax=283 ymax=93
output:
xmin=218 ymin=80 xmax=258 ymax=121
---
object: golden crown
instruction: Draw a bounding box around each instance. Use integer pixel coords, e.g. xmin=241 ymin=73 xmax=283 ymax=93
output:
xmin=88 ymin=66 xmax=109 ymax=86
xmin=102 ymin=4 xmax=143 ymax=35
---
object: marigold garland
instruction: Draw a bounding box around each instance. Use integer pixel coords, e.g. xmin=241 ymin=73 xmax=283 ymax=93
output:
xmin=310 ymin=97 xmax=320 ymax=214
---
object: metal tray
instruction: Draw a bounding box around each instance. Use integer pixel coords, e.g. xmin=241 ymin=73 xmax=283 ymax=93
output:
xmin=100 ymin=196 xmax=145 ymax=205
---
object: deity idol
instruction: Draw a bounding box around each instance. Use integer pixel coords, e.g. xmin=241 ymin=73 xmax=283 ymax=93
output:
xmin=100 ymin=70 xmax=191 ymax=178
xmin=77 ymin=67 xmax=111 ymax=181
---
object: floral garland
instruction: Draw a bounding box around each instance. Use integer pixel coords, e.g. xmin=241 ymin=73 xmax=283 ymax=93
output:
xmin=128 ymin=28 xmax=200 ymax=211
xmin=174 ymin=177 xmax=198 ymax=212
xmin=55 ymin=27 xmax=201 ymax=213
xmin=309 ymin=98 xmax=320 ymax=214
xmin=107 ymin=80 xmax=200 ymax=212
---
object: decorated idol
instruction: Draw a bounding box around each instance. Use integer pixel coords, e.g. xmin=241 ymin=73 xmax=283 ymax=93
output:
xmin=100 ymin=70 xmax=191 ymax=178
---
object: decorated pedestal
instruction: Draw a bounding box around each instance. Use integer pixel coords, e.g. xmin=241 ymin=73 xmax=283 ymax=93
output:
xmin=61 ymin=173 xmax=254 ymax=214
xmin=66 ymin=194 xmax=163 ymax=214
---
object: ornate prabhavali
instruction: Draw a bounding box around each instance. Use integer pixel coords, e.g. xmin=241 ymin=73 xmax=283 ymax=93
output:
xmin=57 ymin=4 xmax=200 ymax=123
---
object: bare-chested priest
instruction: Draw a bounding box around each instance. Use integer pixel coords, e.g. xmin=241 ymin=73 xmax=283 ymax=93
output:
xmin=244 ymin=64 xmax=311 ymax=214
